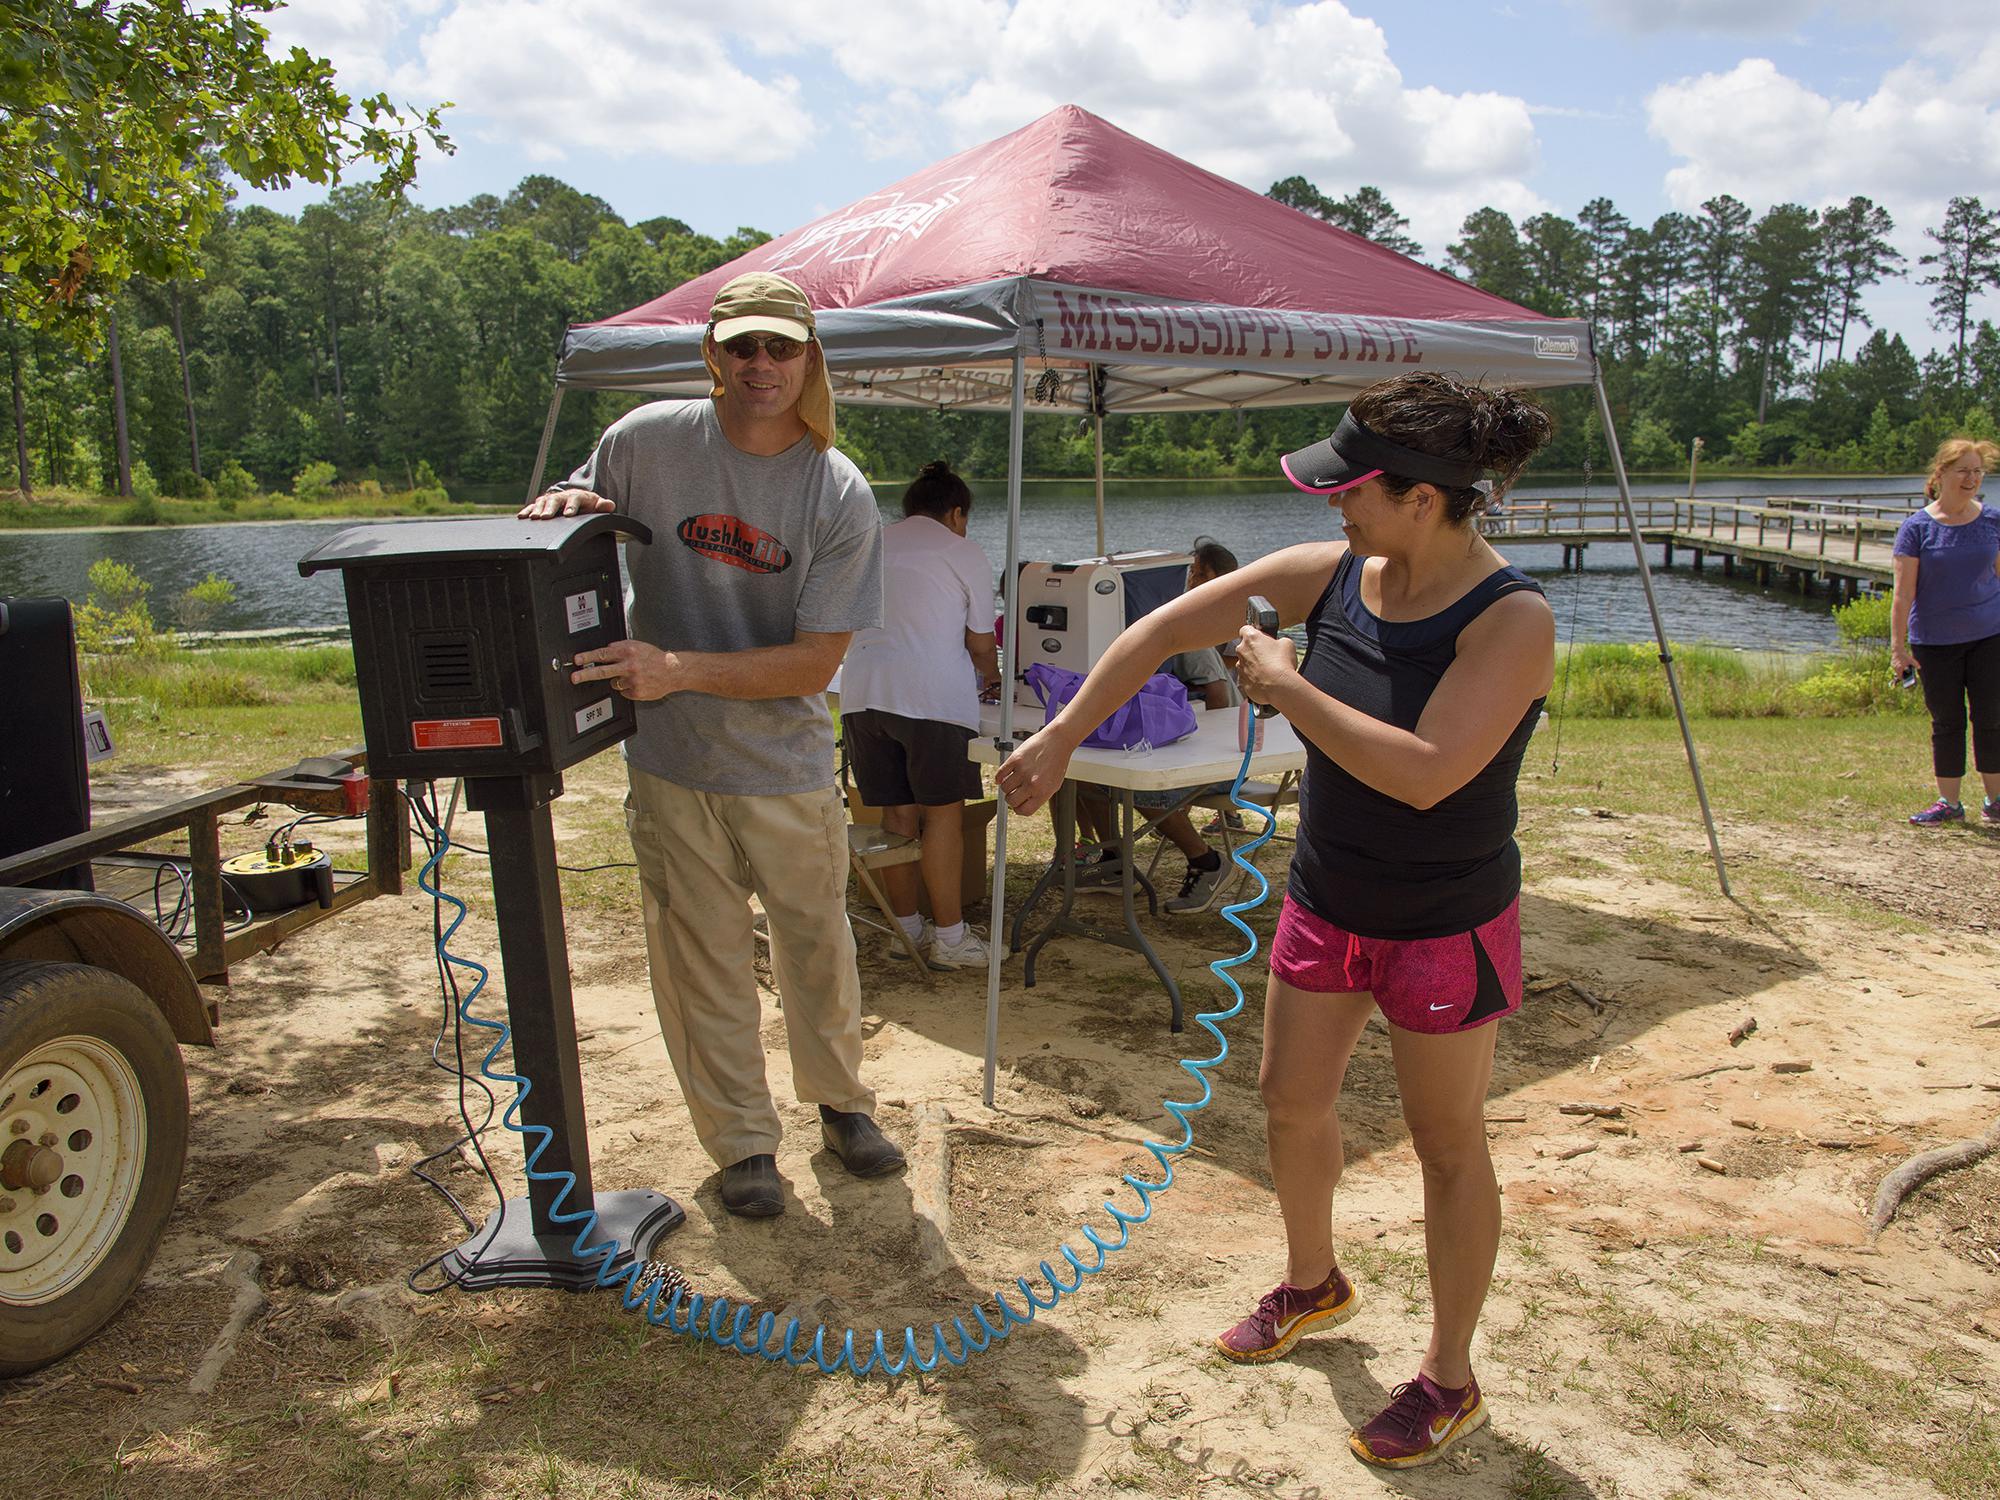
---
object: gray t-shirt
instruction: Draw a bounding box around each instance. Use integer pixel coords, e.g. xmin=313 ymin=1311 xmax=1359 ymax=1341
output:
xmin=1165 ymin=646 xmax=1240 ymax=707
xmin=558 ymin=400 xmax=882 ymax=795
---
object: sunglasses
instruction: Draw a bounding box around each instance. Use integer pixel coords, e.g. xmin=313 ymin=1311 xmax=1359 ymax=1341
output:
xmin=719 ymin=333 xmax=808 ymax=362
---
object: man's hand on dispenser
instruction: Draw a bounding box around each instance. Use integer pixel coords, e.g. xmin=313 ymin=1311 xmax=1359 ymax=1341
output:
xmin=571 ymin=640 xmax=684 ymax=700
xmin=520 ymin=487 xmax=616 ymax=519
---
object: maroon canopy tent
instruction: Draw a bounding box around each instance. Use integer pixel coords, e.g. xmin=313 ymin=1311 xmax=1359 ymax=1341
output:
xmin=553 ymin=104 xmax=1597 ymax=413
xmin=533 ymin=106 xmax=1725 ymax=1098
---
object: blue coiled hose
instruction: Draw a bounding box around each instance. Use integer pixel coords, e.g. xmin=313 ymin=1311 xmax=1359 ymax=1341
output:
xmin=421 ymin=737 xmax=1275 ymax=1376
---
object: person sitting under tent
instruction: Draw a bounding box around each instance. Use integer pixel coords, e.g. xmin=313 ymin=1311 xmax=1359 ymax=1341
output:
xmin=1073 ymin=539 xmax=1243 ymax=914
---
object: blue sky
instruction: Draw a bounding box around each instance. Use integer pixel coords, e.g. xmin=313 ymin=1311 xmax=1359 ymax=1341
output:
xmin=249 ymin=0 xmax=2000 ymax=355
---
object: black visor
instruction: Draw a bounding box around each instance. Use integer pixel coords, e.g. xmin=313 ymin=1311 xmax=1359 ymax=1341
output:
xmin=1281 ymin=411 xmax=1487 ymax=495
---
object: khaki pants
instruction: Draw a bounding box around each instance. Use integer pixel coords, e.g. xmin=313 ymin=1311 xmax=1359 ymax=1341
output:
xmin=624 ymin=766 xmax=874 ymax=1167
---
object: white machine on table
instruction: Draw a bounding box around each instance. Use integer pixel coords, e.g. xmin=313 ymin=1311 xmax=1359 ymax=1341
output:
xmin=1011 ymin=550 xmax=1192 ymax=705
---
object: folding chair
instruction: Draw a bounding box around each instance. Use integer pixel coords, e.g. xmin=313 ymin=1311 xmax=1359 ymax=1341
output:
xmin=845 ymin=824 xmax=937 ymax=978
xmin=1140 ymin=769 xmax=1300 ymax=890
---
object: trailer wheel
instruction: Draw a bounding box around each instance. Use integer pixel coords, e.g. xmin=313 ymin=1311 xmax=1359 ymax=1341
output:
xmin=0 ymin=961 xmax=188 ymax=1377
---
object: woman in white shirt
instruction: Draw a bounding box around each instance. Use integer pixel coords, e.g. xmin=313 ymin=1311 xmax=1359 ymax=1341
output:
xmin=841 ymin=462 xmax=1000 ymax=968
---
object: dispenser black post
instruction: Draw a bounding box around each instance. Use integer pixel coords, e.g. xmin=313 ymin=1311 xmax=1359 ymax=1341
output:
xmin=436 ymin=771 xmax=683 ymax=1289
xmin=299 ymin=515 xmax=683 ymax=1291
xmin=469 ymin=773 xmax=593 ymax=1224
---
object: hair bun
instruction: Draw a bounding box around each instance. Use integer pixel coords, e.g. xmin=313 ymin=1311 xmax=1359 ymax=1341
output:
xmin=920 ymin=459 xmax=952 ymax=478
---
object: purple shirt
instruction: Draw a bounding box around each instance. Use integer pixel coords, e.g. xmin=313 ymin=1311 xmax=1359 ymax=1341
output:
xmin=1892 ymin=502 xmax=2000 ymax=645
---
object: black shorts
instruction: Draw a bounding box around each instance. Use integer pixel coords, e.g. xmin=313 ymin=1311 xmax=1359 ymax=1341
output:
xmin=843 ymin=709 xmax=982 ymax=807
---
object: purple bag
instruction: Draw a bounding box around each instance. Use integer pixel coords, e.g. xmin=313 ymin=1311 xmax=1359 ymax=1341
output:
xmin=1025 ymin=663 xmax=1197 ymax=751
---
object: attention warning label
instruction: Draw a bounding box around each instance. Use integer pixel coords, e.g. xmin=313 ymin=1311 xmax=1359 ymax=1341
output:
xmin=411 ymin=717 xmax=504 ymax=751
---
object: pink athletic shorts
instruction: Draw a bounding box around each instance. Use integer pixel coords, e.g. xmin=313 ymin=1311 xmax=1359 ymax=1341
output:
xmin=1269 ymin=895 xmax=1522 ymax=1035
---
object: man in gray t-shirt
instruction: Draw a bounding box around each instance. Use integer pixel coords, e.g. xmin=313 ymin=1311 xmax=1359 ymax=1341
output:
xmin=522 ymin=272 xmax=902 ymax=1218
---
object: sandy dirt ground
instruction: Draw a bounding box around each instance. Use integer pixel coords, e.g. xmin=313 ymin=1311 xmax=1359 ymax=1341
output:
xmin=6 ymin=766 xmax=1998 ymax=1499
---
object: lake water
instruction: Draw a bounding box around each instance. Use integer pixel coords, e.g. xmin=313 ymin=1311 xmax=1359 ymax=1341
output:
xmin=0 ymin=475 xmax=1930 ymax=653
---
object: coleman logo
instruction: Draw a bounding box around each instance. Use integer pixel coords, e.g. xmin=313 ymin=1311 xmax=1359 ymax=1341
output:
xmin=1535 ymin=335 xmax=1581 ymax=360
xmin=677 ymin=514 xmax=793 ymax=574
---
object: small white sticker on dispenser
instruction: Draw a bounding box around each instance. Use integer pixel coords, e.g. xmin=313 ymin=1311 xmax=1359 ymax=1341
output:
xmin=575 ymin=697 xmax=613 ymax=734
xmin=565 ymin=589 xmax=601 ymax=634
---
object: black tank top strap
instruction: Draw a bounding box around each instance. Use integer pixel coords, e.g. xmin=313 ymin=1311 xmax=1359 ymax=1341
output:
xmin=1437 ymin=564 xmax=1544 ymax=632
xmin=1303 ymin=550 xmax=1355 ymax=631
xmin=1298 ymin=550 xmax=1357 ymax=677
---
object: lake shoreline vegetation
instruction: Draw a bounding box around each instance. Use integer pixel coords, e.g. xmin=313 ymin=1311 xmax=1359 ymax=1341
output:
xmin=5 ymin=169 xmax=1996 ymax=515
xmin=0 ymin=467 xmax=1934 ymax=533
xmin=78 ymin=555 xmax=1914 ymax=722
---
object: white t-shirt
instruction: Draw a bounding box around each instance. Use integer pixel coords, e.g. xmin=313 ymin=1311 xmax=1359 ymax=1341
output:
xmin=841 ymin=515 xmax=996 ymax=731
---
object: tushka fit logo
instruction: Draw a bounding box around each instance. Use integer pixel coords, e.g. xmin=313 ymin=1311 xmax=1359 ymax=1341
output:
xmin=677 ymin=514 xmax=793 ymax=574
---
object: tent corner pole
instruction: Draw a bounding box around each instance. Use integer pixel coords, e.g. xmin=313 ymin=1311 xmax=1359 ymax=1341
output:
xmin=525 ymin=385 xmax=566 ymax=503
xmin=1091 ymin=364 xmax=1106 ymax=556
xmin=982 ymin=350 xmax=1028 ymax=1108
xmin=1591 ymin=370 xmax=1732 ymax=898
xmin=1093 ymin=418 xmax=1105 ymax=556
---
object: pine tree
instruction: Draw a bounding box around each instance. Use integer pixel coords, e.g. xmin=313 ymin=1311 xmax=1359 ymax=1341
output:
xmin=1815 ymin=197 xmax=1901 ymax=372
xmin=1919 ymin=196 xmax=2000 ymax=391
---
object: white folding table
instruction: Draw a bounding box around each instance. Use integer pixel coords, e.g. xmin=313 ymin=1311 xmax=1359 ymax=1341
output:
xmin=969 ymin=705 xmax=1304 ymax=1030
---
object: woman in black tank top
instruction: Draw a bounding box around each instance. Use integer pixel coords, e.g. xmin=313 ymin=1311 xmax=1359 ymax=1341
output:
xmin=997 ymin=371 xmax=1555 ymax=1470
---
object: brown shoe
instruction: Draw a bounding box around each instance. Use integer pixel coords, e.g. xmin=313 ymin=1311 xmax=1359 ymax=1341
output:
xmin=818 ymin=1107 xmax=906 ymax=1177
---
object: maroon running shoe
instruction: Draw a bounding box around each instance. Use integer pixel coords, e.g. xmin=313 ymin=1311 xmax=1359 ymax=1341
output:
xmin=1350 ymin=1372 xmax=1488 ymax=1468
xmin=1214 ymin=1266 xmax=1359 ymax=1363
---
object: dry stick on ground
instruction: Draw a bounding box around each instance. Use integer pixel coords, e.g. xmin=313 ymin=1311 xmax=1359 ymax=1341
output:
xmin=1678 ymin=1062 xmax=1755 ymax=1081
xmin=188 ymin=1251 xmax=266 ymax=1396
xmin=1867 ymin=1114 xmax=2000 ymax=1239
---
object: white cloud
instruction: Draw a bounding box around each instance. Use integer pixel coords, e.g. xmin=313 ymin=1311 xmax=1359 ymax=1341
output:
xmin=1584 ymin=0 xmax=1996 ymax=51
xmin=257 ymin=0 xmax=444 ymax=89
xmin=1584 ymin=0 xmax=1819 ymax=35
xmin=728 ymin=0 xmax=1011 ymax=89
xmin=1647 ymin=50 xmax=2000 ymax=222
xmin=258 ymin=0 xmax=1551 ymax=252
xmin=280 ymin=0 xmax=818 ymax=167
xmin=838 ymin=0 xmax=1549 ymax=252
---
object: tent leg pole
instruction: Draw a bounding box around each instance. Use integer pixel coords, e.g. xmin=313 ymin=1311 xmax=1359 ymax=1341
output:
xmin=1093 ymin=406 xmax=1105 ymax=556
xmin=984 ymin=351 xmax=1028 ymax=1108
xmin=525 ymin=386 xmax=566 ymax=504
xmin=1592 ymin=371 xmax=1731 ymax=898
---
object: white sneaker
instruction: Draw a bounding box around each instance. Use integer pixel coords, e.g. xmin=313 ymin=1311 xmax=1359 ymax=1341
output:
xmin=928 ymin=927 xmax=991 ymax=970
xmin=886 ymin=920 xmax=935 ymax=962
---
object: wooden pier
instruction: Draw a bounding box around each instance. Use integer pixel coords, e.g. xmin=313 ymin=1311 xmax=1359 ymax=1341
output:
xmin=1483 ymin=494 xmax=1912 ymax=599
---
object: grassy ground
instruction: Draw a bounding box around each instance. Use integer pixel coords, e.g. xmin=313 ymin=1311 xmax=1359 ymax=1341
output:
xmin=88 ymin=648 xmax=366 ymax=785
xmin=44 ymin=652 xmax=1995 ymax=1500
xmin=88 ymin=641 xmax=1933 ymax=902
xmin=1549 ymin=642 xmax=1922 ymax=720
xmin=0 ymin=486 xmax=510 ymax=530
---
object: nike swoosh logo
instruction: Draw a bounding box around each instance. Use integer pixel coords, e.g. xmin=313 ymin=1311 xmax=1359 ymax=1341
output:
xmin=1428 ymin=1002 xmax=1455 ymax=1012
xmin=1428 ymin=1415 xmax=1459 ymax=1445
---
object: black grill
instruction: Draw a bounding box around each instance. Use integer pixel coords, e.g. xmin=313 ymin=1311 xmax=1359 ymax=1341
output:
xmin=415 ymin=632 xmax=480 ymax=699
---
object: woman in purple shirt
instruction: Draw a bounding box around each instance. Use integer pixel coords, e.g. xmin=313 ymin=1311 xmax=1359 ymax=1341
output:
xmin=1891 ymin=437 xmax=2000 ymax=824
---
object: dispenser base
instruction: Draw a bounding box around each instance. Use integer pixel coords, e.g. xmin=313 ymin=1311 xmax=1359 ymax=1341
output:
xmin=441 ymin=1189 xmax=685 ymax=1291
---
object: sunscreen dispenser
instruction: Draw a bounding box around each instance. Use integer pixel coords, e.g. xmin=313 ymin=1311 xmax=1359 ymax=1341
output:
xmin=1012 ymin=550 xmax=1192 ymax=704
